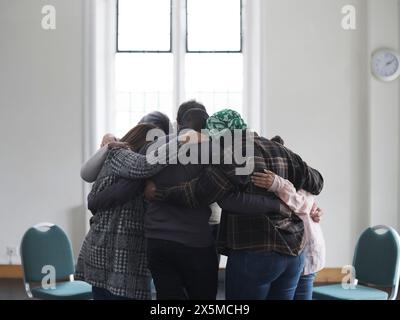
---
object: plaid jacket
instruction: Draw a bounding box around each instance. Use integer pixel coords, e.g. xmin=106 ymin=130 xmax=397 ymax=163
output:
xmin=154 ymin=132 xmax=324 ymax=256
xmin=75 ymin=148 xmax=167 ymax=299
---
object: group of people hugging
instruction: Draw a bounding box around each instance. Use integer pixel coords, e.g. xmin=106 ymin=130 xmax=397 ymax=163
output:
xmin=75 ymin=100 xmax=325 ymax=300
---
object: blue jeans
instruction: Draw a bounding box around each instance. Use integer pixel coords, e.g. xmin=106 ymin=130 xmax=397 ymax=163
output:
xmin=294 ymin=273 xmax=316 ymax=300
xmin=225 ymin=251 xmax=305 ymax=300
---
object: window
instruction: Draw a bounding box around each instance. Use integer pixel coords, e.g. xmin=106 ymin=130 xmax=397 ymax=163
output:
xmin=115 ymin=54 xmax=174 ymax=136
xmin=115 ymin=0 xmax=243 ymax=137
xmin=186 ymin=0 xmax=242 ymax=52
xmin=117 ymin=0 xmax=172 ymax=52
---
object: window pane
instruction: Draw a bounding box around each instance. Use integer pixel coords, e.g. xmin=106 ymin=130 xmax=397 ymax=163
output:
xmin=185 ymin=53 xmax=243 ymax=115
xmin=187 ymin=0 xmax=241 ymax=52
xmin=118 ymin=0 xmax=171 ymax=52
xmin=115 ymin=53 xmax=173 ymax=137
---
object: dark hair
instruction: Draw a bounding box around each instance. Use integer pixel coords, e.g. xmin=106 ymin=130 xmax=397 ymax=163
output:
xmin=181 ymin=108 xmax=209 ymax=132
xmin=138 ymin=111 xmax=171 ymax=135
xmin=177 ymin=100 xmax=206 ymax=126
xmin=120 ymin=123 xmax=157 ymax=152
xmin=271 ymin=135 xmax=284 ymax=145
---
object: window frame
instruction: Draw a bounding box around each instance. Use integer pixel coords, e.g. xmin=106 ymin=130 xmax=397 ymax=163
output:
xmin=116 ymin=0 xmax=173 ymax=53
xmin=114 ymin=0 xmax=245 ymax=120
xmin=185 ymin=0 xmax=243 ymax=53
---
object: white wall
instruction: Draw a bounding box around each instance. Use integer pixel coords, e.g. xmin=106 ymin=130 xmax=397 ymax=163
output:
xmin=0 ymin=0 xmax=86 ymax=264
xmin=0 ymin=0 xmax=399 ymax=268
xmin=258 ymin=0 xmax=400 ymax=266
xmin=368 ymin=0 xmax=400 ymax=229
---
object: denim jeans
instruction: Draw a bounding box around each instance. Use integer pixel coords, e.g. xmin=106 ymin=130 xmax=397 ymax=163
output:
xmin=225 ymin=250 xmax=305 ymax=300
xmin=294 ymin=273 xmax=316 ymax=300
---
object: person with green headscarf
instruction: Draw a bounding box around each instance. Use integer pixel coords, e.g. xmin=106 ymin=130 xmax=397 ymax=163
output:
xmin=205 ymin=109 xmax=248 ymax=136
xmin=145 ymin=108 xmax=324 ymax=300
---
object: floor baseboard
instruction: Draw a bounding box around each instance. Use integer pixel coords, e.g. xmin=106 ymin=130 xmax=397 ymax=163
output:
xmin=0 ymin=265 xmax=23 ymax=279
xmin=0 ymin=264 xmax=342 ymax=283
xmin=315 ymin=268 xmax=342 ymax=283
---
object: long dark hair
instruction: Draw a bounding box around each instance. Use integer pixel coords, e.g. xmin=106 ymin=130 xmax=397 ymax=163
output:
xmin=120 ymin=123 xmax=157 ymax=152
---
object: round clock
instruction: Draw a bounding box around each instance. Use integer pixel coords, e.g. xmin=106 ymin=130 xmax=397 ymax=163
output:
xmin=371 ymin=49 xmax=400 ymax=81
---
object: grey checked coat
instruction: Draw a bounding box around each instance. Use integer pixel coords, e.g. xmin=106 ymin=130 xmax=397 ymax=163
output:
xmin=75 ymin=148 xmax=166 ymax=299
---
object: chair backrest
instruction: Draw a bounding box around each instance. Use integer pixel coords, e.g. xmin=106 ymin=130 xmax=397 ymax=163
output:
xmin=353 ymin=225 xmax=400 ymax=288
xmin=20 ymin=223 xmax=75 ymax=283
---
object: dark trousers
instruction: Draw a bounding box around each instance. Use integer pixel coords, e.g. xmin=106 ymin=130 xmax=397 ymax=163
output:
xmin=92 ymin=286 xmax=133 ymax=300
xmin=147 ymin=238 xmax=219 ymax=300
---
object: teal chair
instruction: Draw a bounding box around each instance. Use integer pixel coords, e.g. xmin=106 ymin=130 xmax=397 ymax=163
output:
xmin=313 ymin=225 xmax=400 ymax=300
xmin=20 ymin=223 xmax=92 ymax=300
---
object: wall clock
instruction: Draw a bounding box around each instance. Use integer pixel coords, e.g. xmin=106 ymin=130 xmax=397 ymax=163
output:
xmin=371 ymin=49 xmax=400 ymax=81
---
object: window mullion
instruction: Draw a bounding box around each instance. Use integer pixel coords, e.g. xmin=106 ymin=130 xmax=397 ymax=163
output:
xmin=172 ymin=0 xmax=186 ymax=119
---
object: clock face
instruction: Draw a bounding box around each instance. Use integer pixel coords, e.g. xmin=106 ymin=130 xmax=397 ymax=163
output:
xmin=372 ymin=50 xmax=400 ymax=81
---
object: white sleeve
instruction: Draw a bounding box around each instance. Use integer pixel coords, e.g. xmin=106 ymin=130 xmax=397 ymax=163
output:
xmin=80 ymin=146 xmax=108 ymax=183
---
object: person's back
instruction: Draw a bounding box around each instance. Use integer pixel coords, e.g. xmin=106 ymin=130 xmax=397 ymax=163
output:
xmin=145 ymin=160 xmax=213 ymax=247
xmin=76 ymin=149 xmax=151 ymax=300
xmin=76 ymin=124 xmax=162 ymax=300
xmin=145 ymin=102 xmax=219 ymax=300
xmin=143 ymin=109 xmax=325 ymax=300
xmin=146 ymin=108 xmax=213 ymax=247
xmin=205 ymin=110 xmax=323 ymax=300
xmin=146 ymin=146 xmax=218 ymax=300
xmin=218 ymin=132 xmax=323 ymax=257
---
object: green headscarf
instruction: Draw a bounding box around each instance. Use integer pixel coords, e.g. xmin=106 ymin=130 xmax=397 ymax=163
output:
xmin=206 ymin=109 xmax=247 ymax=136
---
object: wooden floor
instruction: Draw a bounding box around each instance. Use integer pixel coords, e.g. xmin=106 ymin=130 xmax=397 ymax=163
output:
xmin=0 ymin=279 xmax=27 ymax=300
xmin=1 ymin=275 xmax=398 ymax=300
xmin=0 ymin=272 xmax=226 ymax=300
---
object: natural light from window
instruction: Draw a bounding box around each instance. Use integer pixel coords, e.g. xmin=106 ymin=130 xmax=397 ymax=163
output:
xmin=115 ymin=0 xmax=243 ymax=137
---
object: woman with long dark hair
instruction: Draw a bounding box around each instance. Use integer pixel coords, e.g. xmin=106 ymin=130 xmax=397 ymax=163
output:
xmin=73 ymin=108 xmax=190 ymax=300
